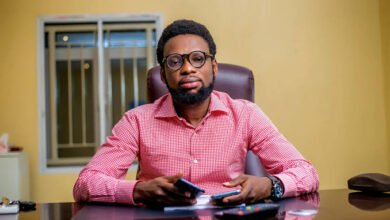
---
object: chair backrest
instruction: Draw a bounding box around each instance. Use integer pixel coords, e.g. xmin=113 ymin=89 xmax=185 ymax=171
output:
xmin=146 ymin=63 xmax=266 ymax=177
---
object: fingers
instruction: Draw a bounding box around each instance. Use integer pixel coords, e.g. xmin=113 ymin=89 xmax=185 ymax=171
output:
xmin=165 ymin=172 xmax=183 ymax=183
xmin=223 ymin=175 xmax=247 ymax=187
xmin=164 ymin=189 xmax=196 ymax=205
xmin=136 ymin=173 xmax=197 ymax=207
xmin=222 ymin=187 xmax=251 ymax=204
xmin=223 ymin=187 xmax=262 ymax=204
xmin=165 ymin=183 xmax=192 ymax=198
xmin=158 ymin=173 xmax=196 ymax=202
xmin=148 ymin=188 xmax=195 ymax=206
xmin=221 ymin=176 xmax=272 ymax=204
xmin=140 ymin=181 xmax=194 ymax=206
xmin=161 ymin=172 xmax=193 ymax=198
xmin=160 ymin=189 xmax=195 ymax=205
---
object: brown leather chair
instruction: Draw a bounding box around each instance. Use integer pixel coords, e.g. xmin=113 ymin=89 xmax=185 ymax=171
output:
xmin=146 ymin=63 xmax=266 ymax=177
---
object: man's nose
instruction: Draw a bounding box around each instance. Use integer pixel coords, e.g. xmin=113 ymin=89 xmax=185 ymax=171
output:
xmin=180 ymin=57 xmax=196 ymax=75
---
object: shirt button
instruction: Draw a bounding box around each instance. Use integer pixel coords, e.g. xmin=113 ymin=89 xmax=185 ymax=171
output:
xmin=193 ymin=159 xmax=198 ymax=164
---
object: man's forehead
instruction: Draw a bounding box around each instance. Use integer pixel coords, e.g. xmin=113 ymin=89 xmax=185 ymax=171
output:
xmin=163 ymin=34 xmax=209 ymax=55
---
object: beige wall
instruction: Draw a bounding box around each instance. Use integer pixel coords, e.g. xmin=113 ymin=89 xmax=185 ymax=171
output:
xmin=380 ymin=0 xmax=390 ymax=173
xmin=0 ymin=0 xmax=388 ymax=203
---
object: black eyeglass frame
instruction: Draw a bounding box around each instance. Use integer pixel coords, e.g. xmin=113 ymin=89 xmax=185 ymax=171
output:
xmin=162 ymin=51 xmax=214 ymax=71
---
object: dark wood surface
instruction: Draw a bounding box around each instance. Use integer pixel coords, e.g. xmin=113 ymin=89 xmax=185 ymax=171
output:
xmin=16 ymin=189 xmax=390 ymax=220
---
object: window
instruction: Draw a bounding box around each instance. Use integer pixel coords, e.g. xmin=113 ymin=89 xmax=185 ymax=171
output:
xmin=37 ymin=14 xmax=163 ymax=173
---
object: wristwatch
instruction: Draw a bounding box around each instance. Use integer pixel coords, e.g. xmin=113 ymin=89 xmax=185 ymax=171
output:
xmin=268 ymin=176 xmax=284 ymax=200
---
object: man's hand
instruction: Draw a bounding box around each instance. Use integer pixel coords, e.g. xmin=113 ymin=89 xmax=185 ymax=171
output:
xmin=221 ymin=175 xmax=272 ymax=204
xmin=133 ymin=172 xmax=196 ymax=207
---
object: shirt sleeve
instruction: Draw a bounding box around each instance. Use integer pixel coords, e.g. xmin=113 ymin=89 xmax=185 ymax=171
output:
xmin=73 ymin=113 xmax=141 ymax=205
xmin=246 ymin=104 xmax=319 ymax=197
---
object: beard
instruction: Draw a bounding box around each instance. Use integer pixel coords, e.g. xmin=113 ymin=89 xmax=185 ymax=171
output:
xmin=166 ymin=76 xmax=215 ymax=105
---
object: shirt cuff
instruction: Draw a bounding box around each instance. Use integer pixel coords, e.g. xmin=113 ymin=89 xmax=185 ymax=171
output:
xmin=114 ymin=180 xmax=143 ymax=205
xmin=274 ymin=174 xmax=297 ymax=198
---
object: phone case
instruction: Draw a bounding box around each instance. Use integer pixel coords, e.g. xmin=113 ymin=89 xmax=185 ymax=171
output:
xmin=211 ymin=190 xmax=241 ymax=200
xmin=174 ymin=178 xmax=205 ymax=198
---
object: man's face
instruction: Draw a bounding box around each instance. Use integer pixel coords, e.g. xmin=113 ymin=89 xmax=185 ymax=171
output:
xmin=161 ymin=34 xmax=218 ymax=104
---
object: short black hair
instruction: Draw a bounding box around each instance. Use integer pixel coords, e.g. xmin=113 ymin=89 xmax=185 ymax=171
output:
xmin=156 ymin=19 xmax=217 ymax=67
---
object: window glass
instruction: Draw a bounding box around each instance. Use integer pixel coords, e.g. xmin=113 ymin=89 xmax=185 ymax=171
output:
xmin=42 ymin=20 xmax=158 ymax=167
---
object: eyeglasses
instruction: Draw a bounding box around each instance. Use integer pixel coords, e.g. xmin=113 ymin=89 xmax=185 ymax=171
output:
xmin=162 ymin=51 xmax=214 ymax=71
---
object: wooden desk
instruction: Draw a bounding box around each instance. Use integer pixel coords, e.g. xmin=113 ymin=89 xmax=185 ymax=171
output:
xmin=16 ymin=189 xmax=390 ymax=220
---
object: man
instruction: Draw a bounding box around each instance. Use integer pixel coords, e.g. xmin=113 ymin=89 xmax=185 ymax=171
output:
xmin=73 ymin=19 xmax=319 ymax=207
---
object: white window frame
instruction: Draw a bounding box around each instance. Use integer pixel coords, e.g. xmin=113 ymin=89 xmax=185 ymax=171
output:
xmin=37 ymin=14 xmax=163 ymax=174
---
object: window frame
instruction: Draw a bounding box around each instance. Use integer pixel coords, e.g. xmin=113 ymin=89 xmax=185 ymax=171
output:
xmin=37 ymin=14 xmax=163 ymax=174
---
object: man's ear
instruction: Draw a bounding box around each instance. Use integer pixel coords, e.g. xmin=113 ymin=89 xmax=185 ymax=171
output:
xmin=160 ymin=67 xmax=167 ymax=84
xmin=212 ymin=59 xmax=218 ymax=78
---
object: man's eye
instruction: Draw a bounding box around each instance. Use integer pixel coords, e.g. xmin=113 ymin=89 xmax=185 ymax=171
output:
xmin=192 ymin=56 xmax=204 ymax=62
xmin=169 ymin=59 xmax=180 ymax=65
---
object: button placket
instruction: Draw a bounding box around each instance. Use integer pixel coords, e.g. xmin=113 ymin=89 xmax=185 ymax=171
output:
xmin=189 ymin=130 xmax=199 ymax=180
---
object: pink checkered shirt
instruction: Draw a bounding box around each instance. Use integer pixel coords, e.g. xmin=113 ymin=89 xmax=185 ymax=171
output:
xmin=73 ymin=91 xmax=319 ymax=205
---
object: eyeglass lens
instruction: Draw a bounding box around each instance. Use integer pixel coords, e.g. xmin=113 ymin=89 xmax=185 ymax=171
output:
xmin=166 ymin=51 xmax=207 ymax=70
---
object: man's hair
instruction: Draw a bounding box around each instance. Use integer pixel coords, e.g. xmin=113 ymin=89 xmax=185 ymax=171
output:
xmin=156 ymin=19 xmax=217 ymax=67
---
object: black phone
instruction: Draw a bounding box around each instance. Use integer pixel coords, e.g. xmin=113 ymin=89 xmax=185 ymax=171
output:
xmin=174 ymin=178 xmax=205 ymax=198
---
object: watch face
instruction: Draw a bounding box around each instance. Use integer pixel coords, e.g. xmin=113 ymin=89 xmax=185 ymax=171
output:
xmin=274 ymin=184 xmax=284 ymax=198
xmin=270 ymin=176 xmax=284 ymax=199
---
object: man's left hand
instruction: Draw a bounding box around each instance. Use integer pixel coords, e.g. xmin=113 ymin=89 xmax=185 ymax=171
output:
xmin=221 ymin=175 xmax=272 ymax=204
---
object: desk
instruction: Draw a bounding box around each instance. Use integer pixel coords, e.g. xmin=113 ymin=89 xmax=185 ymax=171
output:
xmin=15 ymin=189 xmax=390 ymax=220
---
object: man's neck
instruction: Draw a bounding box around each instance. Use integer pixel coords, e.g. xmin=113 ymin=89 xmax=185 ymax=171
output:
xmin=173 ymin=96 xmax=211 ymax=128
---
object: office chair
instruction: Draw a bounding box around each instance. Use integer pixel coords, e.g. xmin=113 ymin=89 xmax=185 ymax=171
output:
xmin=146 ymin=63 xmax=266 ymax=177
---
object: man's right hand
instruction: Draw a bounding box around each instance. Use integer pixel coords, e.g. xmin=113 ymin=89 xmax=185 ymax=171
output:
xmin=133 ymin=172 xmax=196 ymax=207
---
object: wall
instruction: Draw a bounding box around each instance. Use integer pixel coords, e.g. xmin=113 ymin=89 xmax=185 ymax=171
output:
xmin=0 ymin=0 xmax=388 ymax=202
xmin=380 ymin=0 xmax=390 ymax=173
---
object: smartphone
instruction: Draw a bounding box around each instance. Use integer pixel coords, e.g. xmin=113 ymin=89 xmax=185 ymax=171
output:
xmin=174 ymin=178 xmax=205 ymax=198
xmin=211 ymin=189 xmax=241 ymax=200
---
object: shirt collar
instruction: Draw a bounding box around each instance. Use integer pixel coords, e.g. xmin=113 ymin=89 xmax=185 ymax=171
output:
xmin=208 ymin=91 xmax=229 ymax=114
xmin=155 ymin=94 xmax=177 ymax=118
xmin=155 ymin=91 xmax=229 ymax=118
